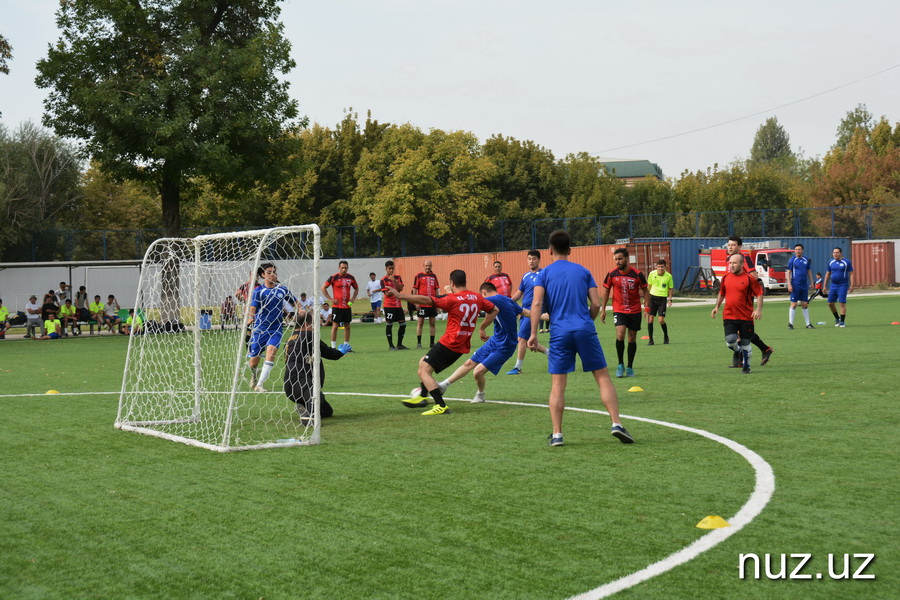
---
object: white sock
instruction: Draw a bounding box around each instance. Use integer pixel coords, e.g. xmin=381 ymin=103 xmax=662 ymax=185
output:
xmin=331 ymin=341 xmax=336 ymax=348
xmin=802 ymin=307 xmax=810 ymax=325
xmin=439 ymin=379 xmax=450 ymax=389
xmin=514 ymin=358 xmax=524 ymax=369
xmin=789 ymin=307 xmax=795 ymax=325
xmin=258 ymin=360 xmax=275 ymax=386
xmin=542 ymin=347 xmax=549 ymax=356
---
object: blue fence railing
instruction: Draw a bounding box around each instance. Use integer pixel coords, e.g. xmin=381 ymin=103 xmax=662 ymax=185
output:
xmin=7 ymin=203 xmax=899 ymax=262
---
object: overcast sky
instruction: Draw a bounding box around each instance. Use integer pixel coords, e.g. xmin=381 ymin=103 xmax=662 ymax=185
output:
xmin=2 ymin=0 xmax=899 ymax=178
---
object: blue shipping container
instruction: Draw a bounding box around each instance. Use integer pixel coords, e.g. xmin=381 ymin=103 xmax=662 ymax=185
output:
xmin=633 ymin=237 xmax=851 ymax=291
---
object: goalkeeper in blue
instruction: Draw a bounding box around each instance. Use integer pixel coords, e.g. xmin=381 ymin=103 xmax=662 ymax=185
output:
xmin=246 ymin=263 xmax=296 ymax=392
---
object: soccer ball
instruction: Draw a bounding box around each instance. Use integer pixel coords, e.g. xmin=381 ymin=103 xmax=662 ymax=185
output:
xmin=410 ymin=387 xmax=424 ymax=400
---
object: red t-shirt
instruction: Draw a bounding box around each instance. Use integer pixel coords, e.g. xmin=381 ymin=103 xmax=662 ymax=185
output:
xmin=380 ymin=275 xmax=404 ymax=309
xmin=432 ymin=291 xmax=495 ymax=354
xmin=719 ymin=272 xmax=763 ymax=321
xmin=485 ymin=273 xmax=513 ymax=297
xmin=324 ymin=273 xmax=358 ymax=309
xmin=602 ymin=268 xmax=648 ymax=314
xmin=413 ymin=272 xmax=440 ymax=307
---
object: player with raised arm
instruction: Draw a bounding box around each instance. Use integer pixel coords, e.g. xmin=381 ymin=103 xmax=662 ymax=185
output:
xmin=388 ymin=269 xmax=498 ymax=416
xmin=321 ymin=260 xmax=358 ymax=349
xmin=381 ymin=260 xmax=409 ymax=350
xmin=823 ymin=246 xmax=854 ymax=327
xmin=600 ymin=248 xmax=650 ymax=378
xmin=246 ymin=263 xmax=296 ymax=392
xmin=787 ymin=243 xmax=814 ymax=329
xmin=413 ymin=259 xmax=440 ymax=349
xmin=711 ymin=253 xmax=764 ymax=374
xmin=528 ymin=230 xmax=633 ymax=446
xmin=438 ymin=281 xmax=546 ymax=403
xmin=485 ymin=260 xmax=513 ymax=297
xmin=506 ymin=250 xmax=546 ymax=375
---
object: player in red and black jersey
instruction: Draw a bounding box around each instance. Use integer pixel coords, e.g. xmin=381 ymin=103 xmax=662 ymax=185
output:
xmin=386 ymin=269 xmax=498 ymax=416
xmin=485 ymin=261 xmax=513 ymax=297
xmin=321 ymin=260 xmax=359 ymax=350
xmin=380 ymin=260 xmax=409 ymax=350
xmin=413 ymin=259 xmax=440 ymax=349
xmin=726 ymin=236 xmax=774 ymax=366
xmin=711 ymin=253 xmax=764 ymax=373
xmin=600 ymin=247 xmax=650 ymax=378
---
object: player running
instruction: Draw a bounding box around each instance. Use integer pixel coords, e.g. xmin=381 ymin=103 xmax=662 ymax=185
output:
xmin=386 ymin=269 xmax=498 ymax=416
xmin=600 ymin=247 xmax=650 ymax=377
xmin=506 ymin=250 xmax=547 ymax=374
xmin=246 ymin=263 xmax=296 ymax=392
xmin=823 ymin=247 xmax=854 ymax=327
xmin=711 ymin=253 xmax=764 ymax=374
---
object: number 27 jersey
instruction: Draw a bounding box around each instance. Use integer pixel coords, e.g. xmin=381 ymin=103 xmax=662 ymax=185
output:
xmin=432 ymin=291 xmax=495 ymax=354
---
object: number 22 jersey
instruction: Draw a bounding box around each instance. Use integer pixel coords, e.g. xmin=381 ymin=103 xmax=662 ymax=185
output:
xmin=431 ymin=291 xmax=495 ymax=354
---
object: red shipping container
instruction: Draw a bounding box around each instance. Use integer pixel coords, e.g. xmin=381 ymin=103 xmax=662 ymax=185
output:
xmin=850 ymin=241 xmax=896 ymax=286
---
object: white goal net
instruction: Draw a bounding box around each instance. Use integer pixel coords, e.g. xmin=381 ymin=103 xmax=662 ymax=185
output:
xmin=116 ymin=226 xmax=321 ymax=451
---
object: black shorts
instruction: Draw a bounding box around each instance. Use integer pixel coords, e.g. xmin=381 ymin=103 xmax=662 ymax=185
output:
xmin=417 ymin=306 xmax=437 ymax=319
xmin=613 ymin=312 xmax=642 ymax=331
xmin=422 ymin=342 xmax=464 ymax=374
xmin=332 ymin=307 xmax=352 ymax=326
xmin=723 ymin=319 xmax=755 ymax=341
xmin=648 ymin=295 xmax=668 ymax=317
xmin=384 ymin=307 xmax=406 ymax=323
xmin=283 ymin=379 xmax=334 ymax=418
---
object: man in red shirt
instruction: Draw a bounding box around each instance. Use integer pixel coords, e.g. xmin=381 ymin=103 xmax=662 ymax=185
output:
xmin=711 ymin=253 xmax=764 ymax=374
xmin=413 ymin=259 xmax=440 ymax=349
xmin=600 ymin=248 xmax=650 ymax=378
xmin=380 ymin=260 xmax=409 ymax=350
xmin=725 ymin=236 xmax=774 ymax=367
xmin=386 ymin=269 xmax=498 ymax=416
xmin=485 ymin=261 xmax=513 ymax=297
xmin=321 ymin=260 xmax=359 ymax=349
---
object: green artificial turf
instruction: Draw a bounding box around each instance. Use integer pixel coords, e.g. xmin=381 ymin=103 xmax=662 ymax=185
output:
xmin=0 ymin=295 xmax=897 ymax=599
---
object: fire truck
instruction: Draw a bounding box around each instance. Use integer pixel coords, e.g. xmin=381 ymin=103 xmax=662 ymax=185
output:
xmin=701 ymin=241 xmax=795 ymax=293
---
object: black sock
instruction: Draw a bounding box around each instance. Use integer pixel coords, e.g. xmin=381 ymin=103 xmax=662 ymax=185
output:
xmin=661 ymin=323 xmax=668 ymax=338
xmin=397 ymin=323 xmax=406 ymax=345
xmin=752 ymin=334 xmax=768 ymax=353
xmin=840 ymin=314 xmax=845 ymax=323
xmin=627 ymin=341 xmax=637 ymax=368
xmin=429 ymin=387 xmax=445 ymax=407
xmin=386 ymin=324 xmax=394 ymax=347
xmin=430 ymin=335 xmax=435 ymax=346
xmin=417 ymin=334 xmax=422 ymax=344
xmin=832 ymin=310 xmax=840 ymax=320
xmin=616 ymin=339 xmax=625 ymax=364
xmin=647 ymin=322 xmax=654 ymax=340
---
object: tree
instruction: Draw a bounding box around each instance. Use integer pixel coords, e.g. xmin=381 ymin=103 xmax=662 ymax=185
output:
xmin=0 ymin=33 xmax=11 ymax=75
xmin=35 ymin=0 xmax=299 ymax=238
xmin=833 ymin=104 xmax=873 ymax=151
xmin=750 ymin=117 xmax=793 ymax=165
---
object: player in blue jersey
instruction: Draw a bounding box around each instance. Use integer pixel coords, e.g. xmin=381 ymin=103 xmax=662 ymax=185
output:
xmin=437 ymin=281 xmax=547 ymax=402
xmin=246 ymin=263 xmax=297 ymax=391
xmin=823 ymin=247 xmax=854 ymax=327
xmin=527 ymin=230 xmax=633 ymax=447
xmin=506 ymin=250 xmax=548 ymax=374
xmin=786 ymin=243 xmax=814 ymax=329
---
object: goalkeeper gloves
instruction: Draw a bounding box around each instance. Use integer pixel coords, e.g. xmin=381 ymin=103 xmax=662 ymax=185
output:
xmin=338 ymin=343 xmax=352 ymax=354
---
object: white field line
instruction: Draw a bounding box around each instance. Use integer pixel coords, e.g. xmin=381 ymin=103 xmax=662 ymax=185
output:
xmin=2 ymin=389 xmax=774 ymax=598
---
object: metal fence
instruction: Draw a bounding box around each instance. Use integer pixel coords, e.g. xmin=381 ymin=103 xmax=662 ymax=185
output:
xmin=7 ymin=204 xmax=899 ymax=262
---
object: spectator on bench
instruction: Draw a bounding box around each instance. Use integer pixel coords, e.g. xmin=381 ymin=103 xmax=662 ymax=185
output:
xmin=104 ymin=295 xmax=123 ymax=334
xmin=56 ymin=281 xmax=70 ymax=304
xmin=41 ymin=294 xmax=60 ymax=326
xmin=123 ymin=309 xmax=143 ymax=336
xmin=90 ymin=295 xmax=105 ymax=334
xmin=75 ymin=285 xmax=90 ymax=322
xmin=37 ymin=310 xmax=62 ymax=340
xmin=58 ymin=298 xmax=79 ymax=336
xmin=25 ymin=295 xmax=42 ymax=338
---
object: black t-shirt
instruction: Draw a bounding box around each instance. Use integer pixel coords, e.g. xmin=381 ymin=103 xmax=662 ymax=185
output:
xmin=284 ymin=329 xmax=344 ymax=384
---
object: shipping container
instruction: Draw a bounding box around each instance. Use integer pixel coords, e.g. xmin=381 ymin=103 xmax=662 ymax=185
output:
xmin=633 ymin=237 xmax=851 ymax=291
xmin=850 ymin=241 xmax=897 ymax=286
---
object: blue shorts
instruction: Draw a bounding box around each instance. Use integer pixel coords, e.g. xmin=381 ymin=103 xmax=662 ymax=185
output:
xmin=827 ymin=284 xmax=848 ymax=304
xmin=247 ymin=328 xmax=284 ymax=358
xmin=371 ymin=300 xmax=382 ymax=310
xmin=547 ymin=328 xmax=607 ymax=375
xmin=789 ymin=287 xmax=809 ymax=303
xmin=471 ymin=337 xmax=517 ymax=375
xmin=517 ymin=316 xmax=532 ymax=340
xmin=49 ymin=332 xmax=60 ymax=340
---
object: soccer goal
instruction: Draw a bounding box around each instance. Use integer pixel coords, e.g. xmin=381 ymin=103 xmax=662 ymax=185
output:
xmin=116 ymin=225 xmax=321 ymax=451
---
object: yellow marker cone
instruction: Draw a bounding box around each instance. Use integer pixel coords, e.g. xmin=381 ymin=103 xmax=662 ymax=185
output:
xmin=46 ymin=390 xmax=60 ymax=395
xmin=627 ymin=386 xmax=644 ymax=392
xmin=696 ymin=515 xmax=730 ymax=529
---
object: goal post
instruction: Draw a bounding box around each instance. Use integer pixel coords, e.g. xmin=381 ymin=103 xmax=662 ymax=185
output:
xmin=116 ymin=225 xmax=321 ymax=451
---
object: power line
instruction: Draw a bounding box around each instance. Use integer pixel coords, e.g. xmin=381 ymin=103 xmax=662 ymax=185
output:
xmin=595 ymin=62 xmax=900 ymax=154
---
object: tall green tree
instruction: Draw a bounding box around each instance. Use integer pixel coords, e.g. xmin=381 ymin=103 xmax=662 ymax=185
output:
xmin=750 ymin=117 xmax=793 ymax=165
xmin=833 ymin=104 xmax=874 ymax=151
xmin=0 ymin=34 xmax=10 ymax=75
xmin=35 ymin=0 xmax=299 ymax=238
